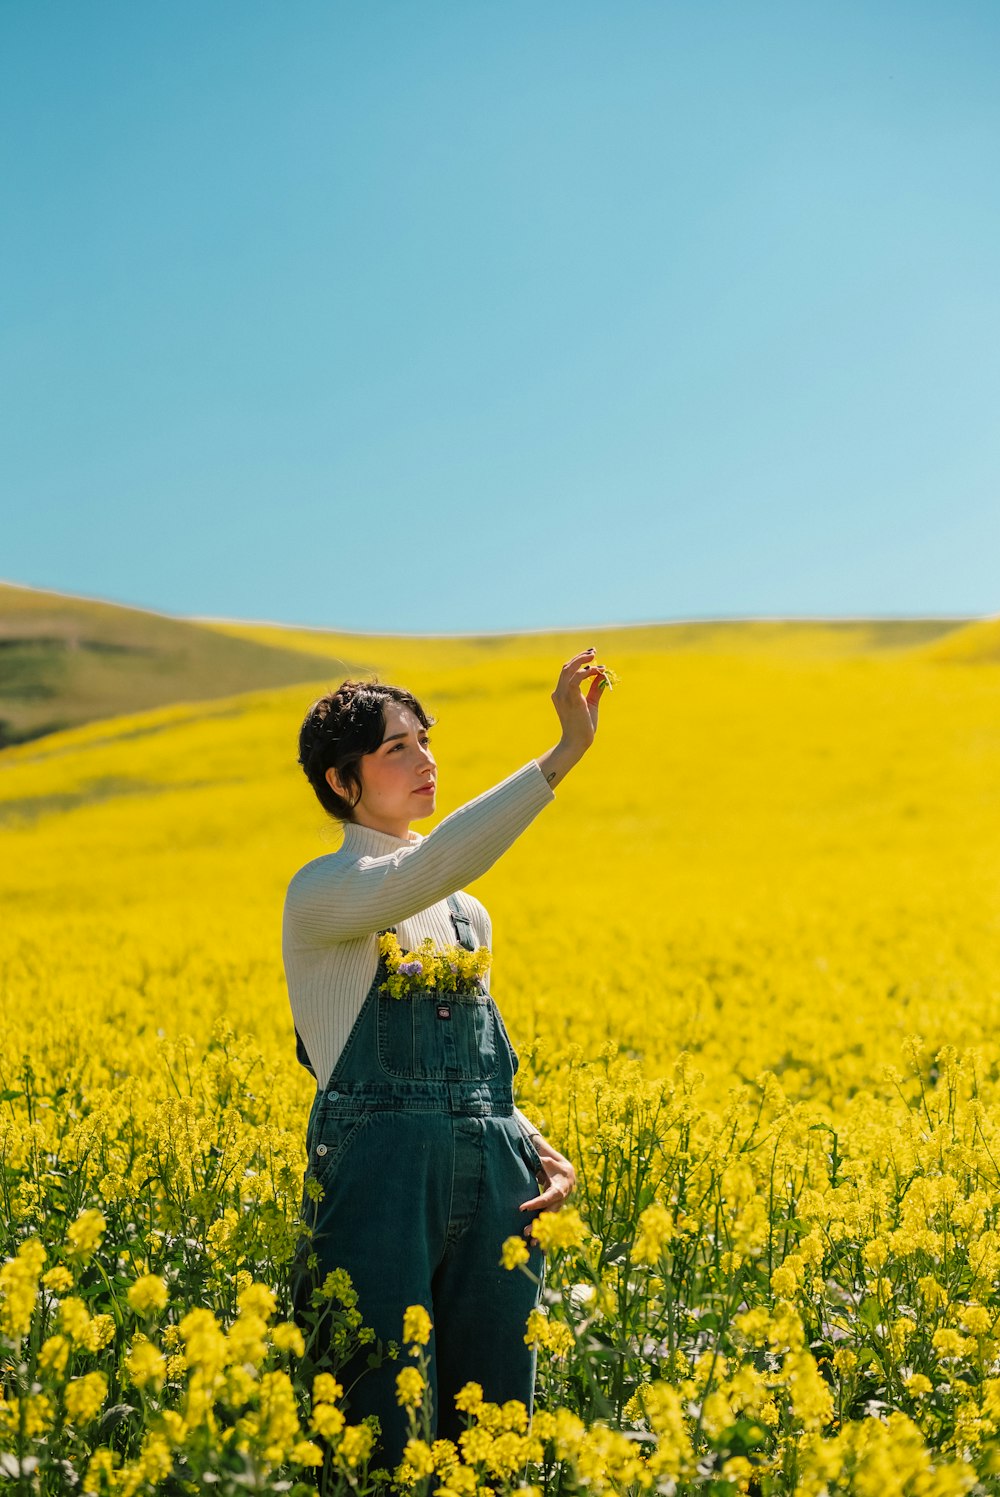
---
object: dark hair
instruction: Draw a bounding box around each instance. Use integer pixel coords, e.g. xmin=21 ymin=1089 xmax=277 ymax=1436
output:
xmin=297 ymin=679 xmax=436 ymax=822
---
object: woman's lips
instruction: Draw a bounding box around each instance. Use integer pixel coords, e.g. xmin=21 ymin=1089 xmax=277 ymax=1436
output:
xmin=413 ymin=785 xmax=435 ymax=794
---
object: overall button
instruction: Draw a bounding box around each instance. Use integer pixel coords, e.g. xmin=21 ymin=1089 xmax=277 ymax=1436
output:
xmin=316 ymin=1144 xmax=328 ymax=1157
xmin=327 ymin=1090 xmax=340 ymax=1100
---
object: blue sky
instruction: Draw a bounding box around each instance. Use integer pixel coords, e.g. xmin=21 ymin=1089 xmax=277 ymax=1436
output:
xmin=2 ymin=1 xmax=998 ymax=633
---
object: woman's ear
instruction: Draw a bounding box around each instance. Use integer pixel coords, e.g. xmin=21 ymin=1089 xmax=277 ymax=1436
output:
xmin=325 ymin=765 xmax=346 ymax=800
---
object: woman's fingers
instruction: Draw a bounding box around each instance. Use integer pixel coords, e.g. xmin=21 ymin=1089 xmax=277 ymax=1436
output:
xmin=556 ymin=649 xmax=598 ymax=685
xmin=555 ymin=665 xmax=604 ymax=695
xmin=519 ymin=1155 xmax=576 ymax=1233
xmin=532 ymin=1179 xmax=573 ymax=1212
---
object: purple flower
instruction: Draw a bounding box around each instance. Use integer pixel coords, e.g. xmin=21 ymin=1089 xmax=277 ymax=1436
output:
xmin=399 ymin=960 xmax=423 ymax=977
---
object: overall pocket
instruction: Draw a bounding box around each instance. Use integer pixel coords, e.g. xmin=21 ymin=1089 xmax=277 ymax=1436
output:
xmin=377 ymin=991 xmax=502 ymax=1081
xmin=309 ymin=1107 xmax=371 ymax=1191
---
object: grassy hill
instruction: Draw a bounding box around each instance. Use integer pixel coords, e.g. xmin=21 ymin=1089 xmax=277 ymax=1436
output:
xmin=916 ymin=614 xmax=1000 ymax=663
xmin=0 ymin=581 xmax=354 ymax=748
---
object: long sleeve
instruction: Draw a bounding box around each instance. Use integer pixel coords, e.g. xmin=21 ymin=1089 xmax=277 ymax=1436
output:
xmin=285 ymin=759 xmax=555 ymax=945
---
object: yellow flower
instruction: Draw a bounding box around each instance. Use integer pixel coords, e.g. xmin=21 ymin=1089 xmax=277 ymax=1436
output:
xmin=311 ymin=1403 xmax=346 ymax=1439
xmin=82 ymin=1448 xmax=118 ymax=1492
xmin=399 ymin=1437 xmax=435 ymax=1479
xmin=59 ymin=1296 xmax=95 ymax=1347
xmin=224 ymin=1363 xmax=257 ymax=1407
xmin=126 ymin=1339 xmax=167 ymax=1390
xmin=15 ymin=1393 xmax=55 ymax=1439
xmin=960 ymin=1304 xmax=993 ymax=1337
xmin=64 ymin=1371 xmax=108 ymax=1425
xmin=396 ymin=1366 xmax=425 ymax=1407
xmin=633 ymin=1201 xmax=674 ymax=1264
xmin=257 ymin=1370 xmax=301 ymax=1460
xmin=66 ymin=1209 xmax=106 ymax=1261
xmin=227 ymin=1310 xmax=269 ymax=1367
xmin=0 ymin=1237 xmax=46 ymax=1340
xmin=42 ymin=1265 xmax=75 ymax=1293
xmin=271 ymin=1321 xmax=305 ymax=1356
xmin=313 ymin=1373 xmax=344 ymax=1404
xmin=454 ymin=1381 xmax=484 ymax=1414
xmin=291 ymin=1439 xmax=324 ymax=1466
xmin=178 ymin=1307 xmax=228 ymax=1375
xmin=932 ymin=1327 xmax=970 ymax=1360
xmin=528 ymin=1207 xmax=588 ymax=1252
xmin=905 ymin=1372 xmax=933 ymax=1394
xmin=523 ymin=1309 xmax=575 ymax=1358
xmin=501 ymin=1236 xmax=530 ymax=1270
xmin=133 ymin=1429 xmax=172 ymax=1482
xmin=862 ymin=1236 xmax=889 ymax=1271
xmin=336 ymin=1424 xmax=374 ymax=1468
xmin=770 ymin=1263 xmax=798 ymax=1299
xmin=236 ymin=1282 xmax=277 ymax=1321
xmin=90 ymin=1313 xmax=116 ymax=1351
xmin=127 ymin=1273 xmax=169 ymax=1315
xmin=38 ymin=1333 xmax=71 ymax=1376
xmin=158 ymin=1409 xmax=188 ymax=1446
xmin=403 ymin=1303 xmax=433 ymax=1346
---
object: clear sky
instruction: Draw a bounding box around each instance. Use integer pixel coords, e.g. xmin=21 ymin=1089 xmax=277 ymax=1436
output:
xmin=2 ymin=2 xmax=998 ymax=634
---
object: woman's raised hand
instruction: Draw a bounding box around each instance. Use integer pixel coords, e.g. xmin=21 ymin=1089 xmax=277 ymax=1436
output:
xmin=536 ymin=648 xmax=613 ymax=790
xmin=553 ymin=647 xmax=611 ymax=750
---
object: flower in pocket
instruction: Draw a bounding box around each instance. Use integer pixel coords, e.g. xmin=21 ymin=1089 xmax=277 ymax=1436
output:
xmin=378 ymin=932 xmax=492 ymax=1000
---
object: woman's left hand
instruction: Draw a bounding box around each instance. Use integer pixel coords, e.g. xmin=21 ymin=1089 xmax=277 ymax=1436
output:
xmin=520 ymin=1131 xmax=576 ymax=1235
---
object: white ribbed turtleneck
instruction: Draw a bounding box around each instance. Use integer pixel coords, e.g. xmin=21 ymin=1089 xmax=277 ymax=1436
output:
xmin=282 ymin=758 xmax=556 ymax=1141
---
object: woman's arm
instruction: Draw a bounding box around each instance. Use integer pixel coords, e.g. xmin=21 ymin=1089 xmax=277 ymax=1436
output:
xmin=286 ymin=760 xmax=555 ymax=944
xmin=286 ymin=650 xmax=609 ymax=946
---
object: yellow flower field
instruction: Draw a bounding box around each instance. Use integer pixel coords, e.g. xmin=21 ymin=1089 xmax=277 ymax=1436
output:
xmin=2 ymin=618 xmax=1000 ymax=1494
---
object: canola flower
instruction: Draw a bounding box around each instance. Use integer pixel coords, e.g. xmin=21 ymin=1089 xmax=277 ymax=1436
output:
xmin=377 ymin=932 xmax=493 ymax=999
xmin=2 ymin=621 xmax=1000 ymax=1492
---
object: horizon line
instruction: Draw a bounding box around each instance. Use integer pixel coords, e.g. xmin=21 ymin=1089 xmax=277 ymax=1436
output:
xmin=0 ymin=576 xmax=987 ymax=639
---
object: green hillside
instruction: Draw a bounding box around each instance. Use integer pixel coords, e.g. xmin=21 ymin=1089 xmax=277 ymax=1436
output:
xmin=0 ymin=581 xmax=352 ymax=748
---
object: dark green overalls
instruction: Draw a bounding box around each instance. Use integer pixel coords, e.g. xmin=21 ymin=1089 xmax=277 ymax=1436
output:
xmin=290 ymin=894 xmax=545 ymax=1467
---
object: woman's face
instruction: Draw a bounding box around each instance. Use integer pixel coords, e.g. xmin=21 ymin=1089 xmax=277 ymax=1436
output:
xmin=328 ymin=701 xmax=437 ymax=836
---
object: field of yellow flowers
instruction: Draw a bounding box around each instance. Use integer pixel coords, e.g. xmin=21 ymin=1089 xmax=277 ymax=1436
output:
xmin=2 ymin=617 xmax=1000 ymax=1495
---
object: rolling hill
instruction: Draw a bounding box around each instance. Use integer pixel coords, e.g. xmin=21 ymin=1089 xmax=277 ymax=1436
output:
xmin=0 ymin=581 xmax=353 ymax=748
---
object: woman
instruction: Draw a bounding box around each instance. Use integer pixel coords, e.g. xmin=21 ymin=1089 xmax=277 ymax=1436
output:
xmin=284 ymin=647 xmax=610 ymax=1467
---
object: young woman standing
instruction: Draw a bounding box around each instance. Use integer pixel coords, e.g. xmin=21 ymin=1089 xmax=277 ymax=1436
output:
xmin=284 ymin=647 xmax=611 ymax=1467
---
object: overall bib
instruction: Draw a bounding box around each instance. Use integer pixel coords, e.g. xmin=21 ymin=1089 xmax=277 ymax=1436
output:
xmin=290 ymin=894 xmax=546 ymax=1466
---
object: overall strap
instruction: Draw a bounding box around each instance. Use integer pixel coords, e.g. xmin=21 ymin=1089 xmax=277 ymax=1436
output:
xmin=447 ymin=893 xmax=477 ymax=952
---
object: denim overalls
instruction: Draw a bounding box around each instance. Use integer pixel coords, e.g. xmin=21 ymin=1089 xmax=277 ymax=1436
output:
xmin=290 ymin=894 xmax=546 ymax=1467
